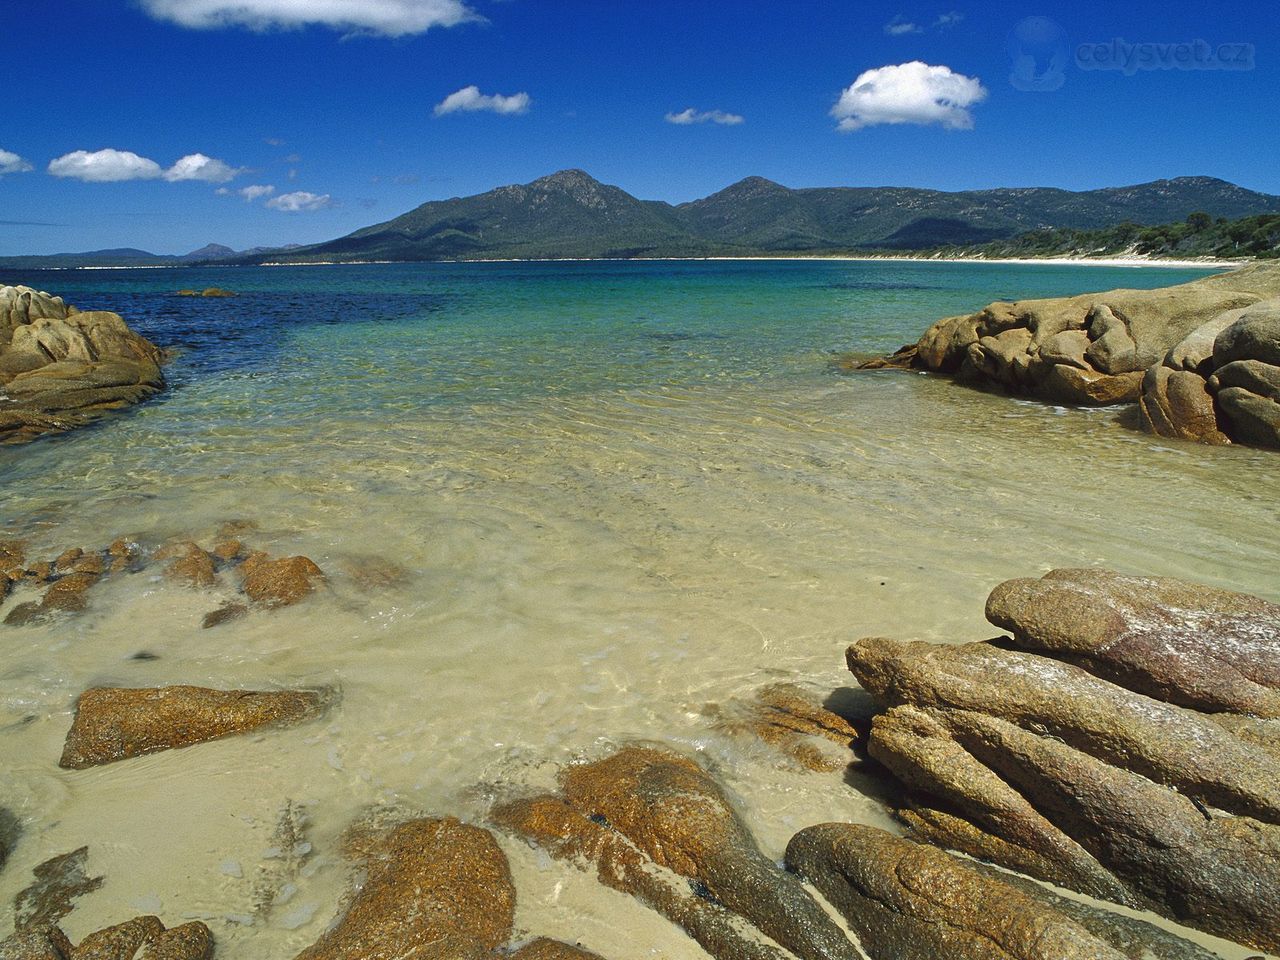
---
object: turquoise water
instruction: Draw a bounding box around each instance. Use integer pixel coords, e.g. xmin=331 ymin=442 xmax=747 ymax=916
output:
xmin=0 ymin=260 xmax=1273 ymax=958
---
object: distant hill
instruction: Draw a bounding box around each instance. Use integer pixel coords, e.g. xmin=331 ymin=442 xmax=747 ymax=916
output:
xmin=921 ymin=212 xmax=1280 ymax=261
xmin=0 ymin=242 xmax=297 ymax=271
xmin=249 ymin=170 xmax=1280 ymax=263
xmin=5 ymin=171 xmax=1279 ymax=268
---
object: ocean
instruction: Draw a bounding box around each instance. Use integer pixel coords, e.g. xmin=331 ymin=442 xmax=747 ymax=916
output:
xmin=1 ymin=259 xmax=1273 ymax=957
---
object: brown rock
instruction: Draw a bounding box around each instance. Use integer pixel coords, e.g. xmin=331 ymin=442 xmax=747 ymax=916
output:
xmin=558 ymin=746 xmax=858 ymax=960
xmin=710 ymin=683 xmax=863 ymax=771
xmin=986 ymin=569 xmax=1280 ymax=717
xmin=60 ymin=685 xmax=329 ymax=769
xmin=946 ymin=707 xmax=1280 ymax=953
xmin=13 ymin=847 xmax=104 ymax=933
xmin=4 ymin=602 xmax=42 ymax=627
xmin=0 ymin=538 xmax=26 ymax=569
xmin=1215 ymin=383 xmax=1280 ymax=448
xmin=240 ymin=554 xmax=325 ymax=607
xmin=163 ymin=544 xmax=217 ymax=589
xmin=0 ymin=286 xmax=166 ymax=444
xmin=493 ymin=794 xmax=792 ymax=960
xmin=786 ymin=823 xmax=1132 ymax=960
xmin=508 ymin=939 xmax=606 ymax=960
xmin=211 ymin=540 xmax=244 ymax=563
xmin=71 ymin=553 xmax=105 ymax=576
xmin=40 ymin=573 xmax=100 ymax=613
xmin=0 ymin=917 xmax=212 ymax=960
xmin=295 ymin=817 xmax=514 ymax=960
xmin=201 ymin=603 xmax=249 ymax=630
xmin=25 ymin=562 xmax=52 ymax=583
xmin=1037 ymin=364 xmax=1143 ymax=405
xmin=52 ymin=549 xmax=83 ymax=575
xmin=847 ymin=637 xmax=1280 ymax=822
xmin=1138 ymin=365 xmax=1229 ymax=443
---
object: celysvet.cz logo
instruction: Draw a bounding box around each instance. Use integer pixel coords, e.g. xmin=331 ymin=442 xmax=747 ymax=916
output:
xmin=1008 ymin=17 xmax=1256 ymax=91
xmin=1076 ymin=38 xmax=1255 ymax=74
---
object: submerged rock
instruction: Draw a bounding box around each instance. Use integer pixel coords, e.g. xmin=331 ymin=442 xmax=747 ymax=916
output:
xmin=295 ymin=817 xmax=515 ymax=960
xmin=846 ymin=569 xmax=1280 ymax=953
xmin=508 ymin=939 xmax=606 ymax=960
xmin=201 ymin=602 xmax=249 ymax=630
xmin=494 ymin=794 xmax=792 ymax=960
xmin=240 ymin=554 xmax=325 ymax=607
xmin=495 ymin=745 xmax=858 ymax=960
xmin=709 ymin=683 xmax=865 ymax=771
xmin=60 ymin=686 xmax=330 ymax=769
xmin=0 ymin=916 xmax=212 ymax=959
xmin=12 ymin=847 xmax=104 ymax=933
xmin=158 ymin=542 xmax=217 ymax=589
xmin=0 ymin=286 xmax=166 ymax=444
xmin=786 ymin=823 xmax=1214 ymax=960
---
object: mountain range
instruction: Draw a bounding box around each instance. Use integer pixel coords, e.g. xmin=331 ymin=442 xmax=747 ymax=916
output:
xmin=252 ymin=170 xmax=1280 ymax=263
xmin=5 ymin=170 xmax=1280 ymax=268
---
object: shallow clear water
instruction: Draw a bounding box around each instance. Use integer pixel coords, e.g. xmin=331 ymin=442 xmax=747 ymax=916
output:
xmin=0 ymin=260 xmax=1274 ymax=957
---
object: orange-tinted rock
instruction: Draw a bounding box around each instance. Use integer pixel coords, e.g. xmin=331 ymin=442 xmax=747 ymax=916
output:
xmin=40 ymin=572 xmax=99 ymax=613
xmin=295 ymin=817 xmax=514 ymax=960
xmin=711 ymin=683 xmax=864 ymax=771
xmin=13 ymin=847 xmax=104 ymax=932
xmin=241 ymin=554 xmax=325 ymax=607
xmin=509 ymin=938 xmax=606 ymax=960
xmin=60 ymin=685 xmax=329 ymax=769
xmin=25 ymin=561 xmax=52 ymax=583
xmin=52 ymin=548 xmax=83 ymax=575
xmin=163 ymin=543 xmax=216 ymax=588
xmin=201 ymin=602 xmax=249 ymax=630
xmin=211 ymin=539 xmax=244 ymax=563
xmin=0 ymin=917 xmax=212 ymax=960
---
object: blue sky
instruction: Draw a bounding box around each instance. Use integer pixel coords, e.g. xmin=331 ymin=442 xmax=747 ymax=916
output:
xmin=1 ymin=0 xmax=1276 ymax=254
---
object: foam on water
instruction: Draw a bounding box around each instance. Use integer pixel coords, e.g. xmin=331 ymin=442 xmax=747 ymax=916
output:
xmin=0 ymin=260 xmax=1273 ymax=957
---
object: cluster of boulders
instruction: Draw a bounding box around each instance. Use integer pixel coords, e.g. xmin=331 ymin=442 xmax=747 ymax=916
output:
xmin=0 ymin=285 xmax=165 ymax=444
xmin=856 ymin=262 xmax=1280 ymax=448
xmin=0 ymin=527 xmax=328 ymax=629
xmin=3 ymin=563 xmax=1276 ymax=958
xmin=847 ymin=568 xmax=1280 ymax=954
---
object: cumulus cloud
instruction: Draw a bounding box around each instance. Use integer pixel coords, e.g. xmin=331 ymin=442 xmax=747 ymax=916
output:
xmin=434 ymin=86 xmax=531 ymax=116
xmin=664 ymin=108 xmax=745 ymax=126
xmin=266 ymin=190 xmax=333 ymax=212
xmin=883 ymin=15 xmax=921 ymax=35
xmin=0 ymin=149 xmax=33 ymax=176
xmin=239 ymin=184 xmax=276 ymax=201
xmin=138 ymin=0 xmax=480 ymax=36
xmin=164 ymin=152 xmax=244 ymax=183
xmin=831 ymin=61 xmax=987 ymax=132
xmin=48 ymin=149 xmax=164 ymax=182
xmin=933 ymin=11 xmax=963 ymax=28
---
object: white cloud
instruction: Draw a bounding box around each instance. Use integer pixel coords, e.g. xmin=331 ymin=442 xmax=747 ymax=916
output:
xmin=434 ymin=86 xmax=531 ymax=116
xmin=266 ymin=190 xmax=333 ymax=212
xmin=0 ymin=149 xmax=33 ymax=176
xmin=831 ymin=61 xmax=987 ymax=132
xmin=239 ymin=184 xmax=276 ymax=201
xmin=933 ymin=11 xmax=963 ymax=28
xmin=884 ymin=15 xmax=922 ymax=35
xmin=665 ymin=108 xmax=745 ymax=126
xmin=138 ymin=0 xmax=480 ymax=36
xmin=164 ymin=152 xmax=244 ymax=183
xmin=48 ymin=149 xmax=164 ymax=182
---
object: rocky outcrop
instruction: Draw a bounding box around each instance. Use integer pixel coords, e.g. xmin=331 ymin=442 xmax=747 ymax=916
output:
xmin=786 ymin=823 xmax=1216 ymax=960
xmin=0 ymin=285 xmax=165 ymax=444
xmin=295 ymin=817 xmax=515 ymax=960
xmin=846 ymin=569 xmax=1280 ymax=953
xmin=986 ymin=568 xmax=1280 ymax=717
xmin=1 ymin=916 xmax=212 ymax=959
xmin=495 ymin=745 xmax=858 ymax=960
xmin=1141 ymin=298 xmax=1280 ymax=447
xmin=855 ymin=263 xmax=1280 ymax=448
xmin=59 ymin=686 xmax=330 ymax=769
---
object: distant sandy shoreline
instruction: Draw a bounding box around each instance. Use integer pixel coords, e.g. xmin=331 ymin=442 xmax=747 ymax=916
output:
xmin=11 ymin=254 xmax=1245 ymax=271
